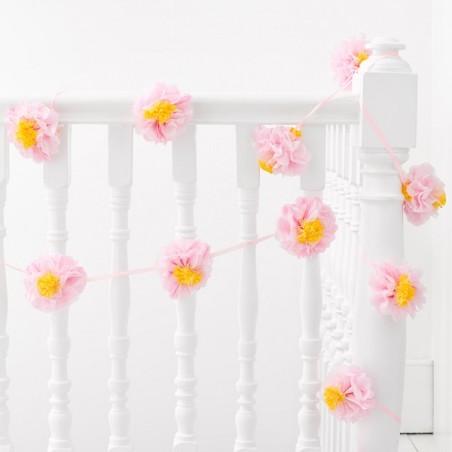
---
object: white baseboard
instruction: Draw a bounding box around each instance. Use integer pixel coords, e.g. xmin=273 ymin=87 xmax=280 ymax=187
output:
xmin=401 ymin=360 xmax=433 ymax=433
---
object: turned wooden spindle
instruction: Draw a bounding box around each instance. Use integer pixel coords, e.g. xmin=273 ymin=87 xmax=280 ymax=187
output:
xmin=172 ymin=125 xmax=198 ymax=452
xmin=107 ymin=125 xmax=133 ymax=452
xmin=234 ymin=126 xmax=259 ymax=452
xmin=44 ymin=125 xmax=73 ymax=452
xmin=296 ymin=124 xmax=326 ymax=452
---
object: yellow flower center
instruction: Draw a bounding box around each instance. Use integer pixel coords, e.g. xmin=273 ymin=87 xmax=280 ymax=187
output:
xmin=324 ymin=386 xmax=346 ymax=411
xmin=290 ymin=127 xmax=302 ymax=138
xmin=395 ymin=274 xmax=416 ymax=307
xmin=432 ymin=191 xmax=447 ymax=210
xmin=16 ymin=118 xmax=38 ymax=149
xmin=259 ymin=160 xmax=273 ymax=174
xmin=173 ymin=265 xmax=203 ymax=286
xmin=36 ymin=272 xmax=60 ymax=298
xmin=297 ymin=218 xmax=324 ymax=245
xmin=143 ymin=100 xmax=177 ymax=125
xmin=356 ymin=51 xmax=369 ymax=67
xmin=401 ymin=181 xmax=412 ymax=202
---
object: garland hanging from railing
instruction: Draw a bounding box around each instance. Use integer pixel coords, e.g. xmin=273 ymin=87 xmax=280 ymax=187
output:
xmin=0 ymin=34 xmax=446 ymax=428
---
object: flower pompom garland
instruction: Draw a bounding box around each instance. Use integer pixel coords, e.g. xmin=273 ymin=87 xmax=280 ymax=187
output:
xmin=369 ymin=261 xmax=425 ymax=321
xmin=253 ymin=126 xmax=310 ymax=176
xmin=323 ymin=365 xmax=376 ymax=422
xmin=402 ymin=163 xmax=446 ymax=226
xmin=158 ymin=239 xmax=212 ymax=299
xmin=5 ymin=102 xmax=61 ymax=162
xmin=331 ymin=34 xmax=372 ymax=88
xmin=24 ymin=254 xmax=87 ymax=312
xmin=134 ymin=83 xmax=193 ymax=144
xmin=276 ymin=197 xmax=337 ymax=258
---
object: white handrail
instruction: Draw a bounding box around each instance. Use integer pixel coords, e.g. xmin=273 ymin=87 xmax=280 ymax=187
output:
xmin=0 ymin=92 xmax=359 ymax=125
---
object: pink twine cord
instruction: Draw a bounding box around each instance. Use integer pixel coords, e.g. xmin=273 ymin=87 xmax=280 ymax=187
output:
xmin=361 ymin=105 xmax=405 ymax=182
xmin=0 ymin=234 xmax=275 ymax=282
xmin=51 ymin=90 xmax=67 ymax=109
xmin=211 ymin=233 xmax=274 ymax=258
xmin=0 ymin=261 xmax=24 ymax=273
xmin=297 ymin=79 xmax=352 ymax=129
xmin=86 ymin=266 xmax=157 ymax=282
xmin=295 ymin=52 xmax=397 ymax=130
xmin=359 ymin=250 xmax=377 ymax=269
xmin=376 ymin=401 xmax=401 ymax=424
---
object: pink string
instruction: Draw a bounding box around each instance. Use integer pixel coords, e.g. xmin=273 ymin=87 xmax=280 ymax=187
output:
xmin=296 ymin=79 xmax=352 ymax=129
xmin=359 ymin=250 xmax=377 ymax=270
xmin=361 ymin=105 xmax=405 ymax=182
xmin=376 ymin=401 xmax=401 ymax=424
xmin=296 ymin=52 xmax=397 ymax=130
xmin=86 ymin=266 xmax=157 ymax=282
xmin=0 ymin=261 xmax=24 ymax=273
xmin=51 ymin=90 xmax=67 ymax=109
xmin=0 ymin=234 xmax=276 ymax=282
xmin=211 ymin=233 xmax=275 ymax=258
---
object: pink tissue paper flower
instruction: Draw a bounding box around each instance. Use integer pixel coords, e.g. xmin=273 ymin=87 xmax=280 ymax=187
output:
xmin=324 ymin=365 xmax=376 ymax=422
xmin=331 ymin=34 xmax=372 ymax=88
xmin=253 ymin=125 xmax=310 ymax=176
xmin=402 ymin=163 xmax=446 ymax=226
xmin=276 ymin=197 xmax=337 ymax=258
xmin=134 ymin=83 xmax=193 ymax=144
xmin=369 ymin=261 xmax=425 ymax=321
xmin=5 ymin=102 xmax=61 ymax=162
xmin=24 ymin=254 xmax=87 ymax=312
xmin=158 ymin=239 xmax=212 ymax=299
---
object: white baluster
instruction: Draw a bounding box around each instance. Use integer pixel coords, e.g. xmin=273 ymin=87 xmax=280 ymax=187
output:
xmin=347 ymin=142 xmax=362 ymax=353
xmin=172 ymin=125 xmax=198 ymax=452
xmin=0 ymin=127 xmax=12 ymax=452
xmin=44 ymin=126 xmax=73 ymax=452
xmin=341 ymin=125 xmax=355 ymax=366
xmin=326 ymin=126 xmax=340 ymax=372
xmin=296 ymin=124 xmax=326 ymax=452
xmin=340 ymin=125 xmax=356 ymax=452
xmin=234 ymin=126 xmax=259 ymax=452
xmin=320 ymin=125 xmax=333 ymax=451
xmin=335 ymin=125 xmax=349 ymax=452
xmin=333 ymin=126 xmax=347 ymax=373
xmin=108 ymin=126 xmax=133 ymax=452
xmin=352 ymin=38 xmax=417 ymax=452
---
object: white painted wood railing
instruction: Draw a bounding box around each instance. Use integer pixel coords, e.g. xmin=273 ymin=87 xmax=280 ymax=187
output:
xmin=0 ymin=37 xmax=416 ymax=452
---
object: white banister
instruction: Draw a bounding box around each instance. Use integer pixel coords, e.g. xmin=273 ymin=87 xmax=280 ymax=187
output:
xmin=234 ymin=125 xmax=259 ymax=452
xmin=0 ymin=93 xmax=359 ymax=126
xmin=296 ymin=124 xmax=326 ymax=452
xmin=0 ymin=127 xmax=12 ymax=452
xmin=172 ymin=125 xmax=198 ymax=452
xmin=44 ymin=125 xmax=73 ymax=452
xmin=352 ymin=38 xmax=417 ymax=452
xmin=107 ymin=125 xmax=134 ymax=452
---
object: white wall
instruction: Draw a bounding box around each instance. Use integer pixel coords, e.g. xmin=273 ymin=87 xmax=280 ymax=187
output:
xmin=431 ymin=0 xmax=452 ymax=437
xmin=0 ymin=1 xmax=434 ymax=450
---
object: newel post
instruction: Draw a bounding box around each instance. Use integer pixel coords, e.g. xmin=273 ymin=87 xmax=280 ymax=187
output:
xmin=352 ymin=38 xmax=417 ymax=452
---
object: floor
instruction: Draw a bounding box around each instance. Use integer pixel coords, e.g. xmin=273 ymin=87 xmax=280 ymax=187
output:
xmin=399 ymin=434 xmax=452 ymax=452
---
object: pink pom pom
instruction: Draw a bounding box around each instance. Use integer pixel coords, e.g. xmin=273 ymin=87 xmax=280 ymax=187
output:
xmin=5 ymin=102 xmax=61 ymax=162
xmin=324 ymin=365 xmax=376 ymax=422
xmin=402 ymin=163 xmax=446 ymax=225
xmin=331 ymin=34 xmax=372 ymax=89
xmin=134 ymin=83 xmax=193 ymax=144
xmin=158 ymin=239 xmax=212 ymax=299
xmin=253 ymin=125 xmax=310 ymax=176
xmin=369 ymin=261 xmax=425 ymax=321
xmin=275 ymin=197 xmax=337 ymax=257
xmin=24 ymin=254 xmax=87 ymax=312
